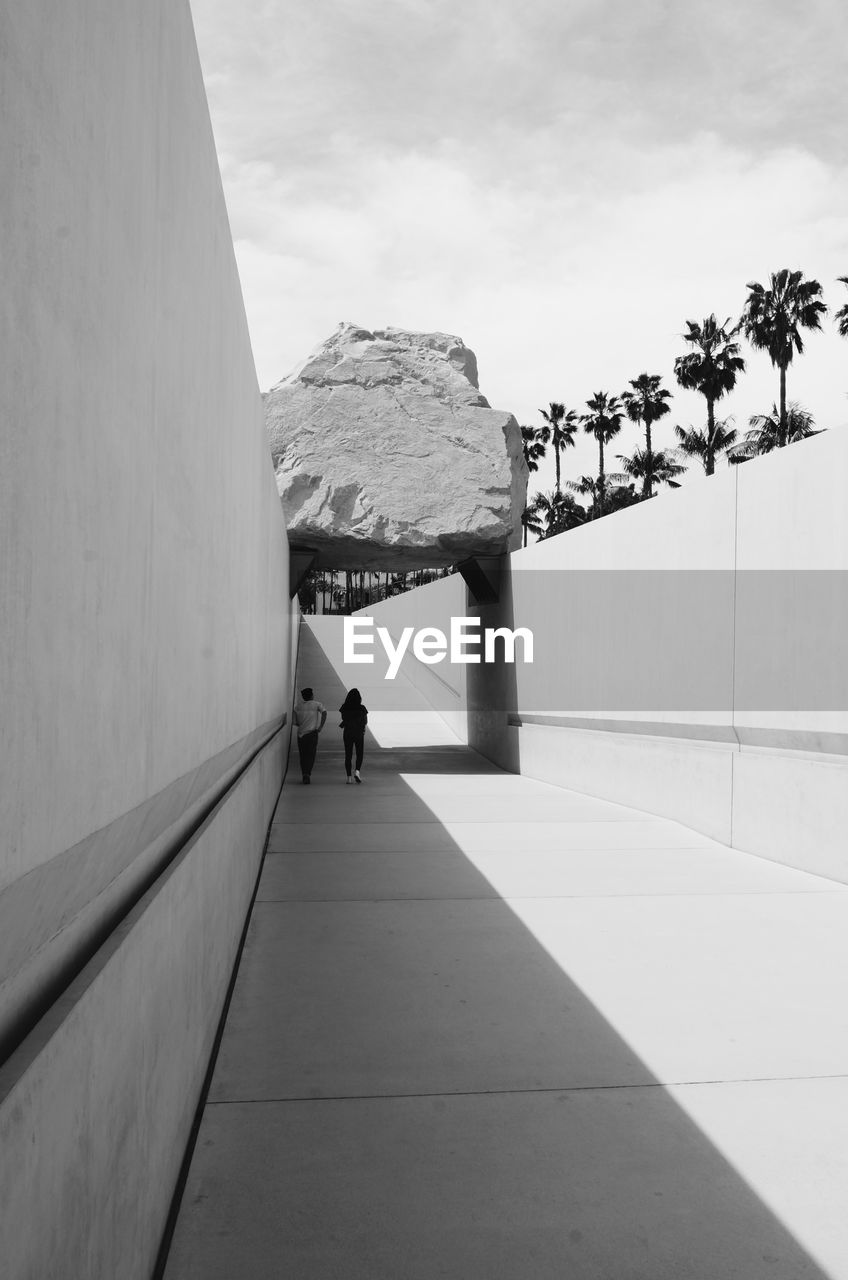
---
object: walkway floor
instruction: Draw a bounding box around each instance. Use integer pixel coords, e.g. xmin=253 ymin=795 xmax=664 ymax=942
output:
xmin=164 ymin=619 xmax=848 ymax=1279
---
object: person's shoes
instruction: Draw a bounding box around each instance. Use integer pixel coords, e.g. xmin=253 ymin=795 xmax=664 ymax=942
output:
xmin=346 ymin=776 xmax=353 ymax=785
xmin=354 ymin=770 xmax=362 ymax=784
xmin=303 ymin=775 xmax=311 ymax=785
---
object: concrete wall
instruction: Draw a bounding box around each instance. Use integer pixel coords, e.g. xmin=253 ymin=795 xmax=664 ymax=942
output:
xmin=361 ymin=429 xmax=848 ymax=880
xmin=0 ymin=732 xmax=286 ymax=1280
xmin=0 ymin=0 xmax=295 ymax=1272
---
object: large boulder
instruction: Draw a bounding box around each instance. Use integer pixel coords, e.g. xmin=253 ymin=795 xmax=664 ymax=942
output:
xmin=264 ymin=323 xmax=528 ymax=569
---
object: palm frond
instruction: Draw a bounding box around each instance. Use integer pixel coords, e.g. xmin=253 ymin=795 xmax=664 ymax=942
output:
xmin=741 ymin=268 xmax=826 ymax=368
xmin=673 ymin=417 xmax=737 ymax=472
xmin=836 ymin=277 xmax=848 ymax=338
xmin=727 ymin=401 xmax=821 ymax=462
xmin=616 ymin=447 xmax=687 ymax=489
xmin=673 ymin=314 xmax=745 ymax=402
xmin=581 ymin=391 xmax=624 ymax=442
xmin=621 ymin=373 xmax=673 ymax=430
xmin=520 ymin=424 xmax=547 ymax=472
xmin=527 ymin=488 xmax=586 ymax=538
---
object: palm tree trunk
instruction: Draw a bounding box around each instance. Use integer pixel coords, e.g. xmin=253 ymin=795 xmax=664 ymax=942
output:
xmin=778 ymin=363 xmax=787 ymax=447
xmin=523 ymin=518 xmax=528 ymax=548
xmin=555 ymin=441 xmax=561 ymax=496
xmin=644 ymin=422 xmax=653 ymax=498
xmin=706 ymin=398 xmax=716 ymax=476
xmin=597 ymin=438 xmax=605 ymax=516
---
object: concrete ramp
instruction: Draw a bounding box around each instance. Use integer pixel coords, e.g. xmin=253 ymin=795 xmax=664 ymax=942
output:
xmin=163 ymin=619 xmax=848 ymax=1279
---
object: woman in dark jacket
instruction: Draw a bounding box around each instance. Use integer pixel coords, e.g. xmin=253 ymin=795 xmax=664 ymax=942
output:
xmin=339 ymin=688 xmax=368 ymax=784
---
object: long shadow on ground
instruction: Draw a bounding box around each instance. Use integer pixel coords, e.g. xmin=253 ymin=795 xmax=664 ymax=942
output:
xmin=162 ymin=621 xmax=835 ymax=1280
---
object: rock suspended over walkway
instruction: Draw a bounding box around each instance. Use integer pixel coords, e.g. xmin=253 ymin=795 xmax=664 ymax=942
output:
xmin=264 ymin=323 xmax=527 ymax=570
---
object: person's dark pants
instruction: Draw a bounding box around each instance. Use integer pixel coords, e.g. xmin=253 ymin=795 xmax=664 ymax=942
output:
xmin=297 ymin=730 xmax=319 ymax=780
xmin=344 ymin=729 xmax=365 ymax=776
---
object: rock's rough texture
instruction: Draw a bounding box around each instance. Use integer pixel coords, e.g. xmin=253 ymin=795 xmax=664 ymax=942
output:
xmin=264 ymin=324 xmax=528 ymax=569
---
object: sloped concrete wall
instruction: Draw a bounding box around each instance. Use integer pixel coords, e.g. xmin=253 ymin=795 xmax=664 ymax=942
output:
xmin=361 ymin=430 xmax=848 ymax=878
xmin=0 ymin=0 xmax=294 ymax=1272
xmin=0 ymin=733 xmax=286 ymax=1280
xmin=0 ymin=0 xmax=290 ymax=901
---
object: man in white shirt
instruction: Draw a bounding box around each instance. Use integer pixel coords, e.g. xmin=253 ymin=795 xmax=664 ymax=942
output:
xmin=293 ymin=687 xmax=327 ymax=784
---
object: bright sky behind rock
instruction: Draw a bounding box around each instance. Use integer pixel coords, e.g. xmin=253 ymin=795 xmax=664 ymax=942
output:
xmin=190 ymin=0 xmax=848 ymax=488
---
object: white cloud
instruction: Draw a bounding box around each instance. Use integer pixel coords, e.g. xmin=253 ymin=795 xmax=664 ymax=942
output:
xmin=191 ymin=0 xmax=848 ymax=490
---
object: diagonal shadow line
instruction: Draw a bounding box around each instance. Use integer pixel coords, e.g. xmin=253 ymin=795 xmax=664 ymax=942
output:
xmin=161 ymin=619 xmax=836 ymax=1280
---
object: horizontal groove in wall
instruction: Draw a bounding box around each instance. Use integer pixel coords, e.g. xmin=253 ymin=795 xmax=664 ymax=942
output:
xmin=0 ymin=725 xmax=287 ymax=1101
xmin=733 ymin=726 xmax=848 ymax=757
xmin=509 ymin=713 xmax=848 ymax=757
xmin=509 ymin=713 xmax=737 ymax=744
xmin=0 ymin=715 xmax=286 ymax=1065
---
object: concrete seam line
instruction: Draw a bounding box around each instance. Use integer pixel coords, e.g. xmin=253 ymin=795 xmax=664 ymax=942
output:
xmin=730 ymin=464 xmax=742 ymax=845
xmin=197 ymin=1069 xmax=848 ymax=1107
xmin=249 ymin=889 xmax=848 ymax=904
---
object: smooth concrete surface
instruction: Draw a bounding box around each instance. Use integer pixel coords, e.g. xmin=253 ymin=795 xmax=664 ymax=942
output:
xmin=0 ymin=717 xmax=282 ymax=1057
xmin=258 ymin=841 xmax=847 ymax=904
xmin=0 ymin=730 xmax=285 ymax=1280
xmin=164 ymin=620 xmax=848 ymax=1279
xmin=359 ymin=430 xmax=848 ymax=875
xmin=0 ymin=0 xmax=293 ymax=935
xmin=269 ymin=790 xmax=654 ymax=824
xmin=0 ymin=2 xmax=296 ymax=1274
xmin=514 ymin=720 xmax=736 ymax=845
xmin=269 ymin=816 xmax=714 ymax=854
xmin=730 ymin=746 xmax=848 ymax=880
xmin=164 ymin=1087 xmax=848 ymax=1280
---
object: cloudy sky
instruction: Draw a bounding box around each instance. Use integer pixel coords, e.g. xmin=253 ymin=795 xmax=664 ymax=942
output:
xmin=190 ymin=0 xmax=848 ymax=488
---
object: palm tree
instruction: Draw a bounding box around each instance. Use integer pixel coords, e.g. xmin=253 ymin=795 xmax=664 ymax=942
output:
xmin=674 ymin=418 xmax=739 ymax=474
xmin=581 ymin=392 xmax=624 ymax=517
xmin=673 ymin=315 xmax=745 ymax=475
xmin=297 ymin=570 xmax=317 ymax=614
xmin=607 ymin=483 xmax=641 ymax=514
xmin=617 ymin=446 xmax=686 ymax=492
xmin=566 ymin=474 xmax=602 ymax=508
xmin=521 ymin=499 xmax=544 ymax=546
xmin=727 ymin=402 xmax=821 ymax=463
xmin=740 ymin=269 xmax=826 ymax=447
xmin=539 ymin=402 xmax=579 ymax=495
xmin=835 ymin=277 xmax=848 ymax=338
xmin=621 ymin=373 xmax=673 ymax=497
xmin=520 ymin=424 xmax=547 ymax=474
xmin=528 ymin=490 xmax=586 ymax=539
xmin=566 ymin=472 xmax=635 ymax=520
xmin=550 ymin=491 xmax=588 ymax=533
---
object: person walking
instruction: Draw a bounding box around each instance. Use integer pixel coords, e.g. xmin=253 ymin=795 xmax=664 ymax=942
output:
xmin=293 ymin=687 xmax=327 ymax=784
xmin=339 ymin=687 xmax=368 ymax=784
